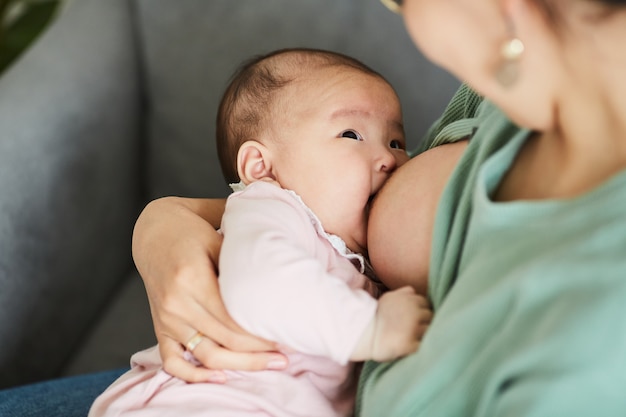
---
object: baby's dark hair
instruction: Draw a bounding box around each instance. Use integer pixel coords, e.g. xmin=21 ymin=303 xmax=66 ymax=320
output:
xmin=216 ymin=47 xmax=385 ymax=184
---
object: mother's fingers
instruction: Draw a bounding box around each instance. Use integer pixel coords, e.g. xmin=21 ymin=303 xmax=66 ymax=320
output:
xmin=159 ymin=337 xmax=227 ymax=383
xmin=159 ymin=259 xmax=276 ymax=353
xmin=191 ymin=301 xmax=277 ymax=353
xmin=157 ymin=293 xmax=288 ymax=375
xmin=191 ymin=336 xmax=288 ymax=372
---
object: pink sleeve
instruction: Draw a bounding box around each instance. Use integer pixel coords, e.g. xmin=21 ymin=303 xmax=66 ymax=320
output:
xmin=218 ymin=184 xmax=377 ymax=365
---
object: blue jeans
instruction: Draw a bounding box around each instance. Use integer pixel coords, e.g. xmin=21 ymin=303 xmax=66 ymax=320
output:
xmin=0 ymin=368 xmax=126 ymax=417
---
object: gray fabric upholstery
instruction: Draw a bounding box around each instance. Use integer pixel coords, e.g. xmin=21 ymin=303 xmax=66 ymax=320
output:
xmin=0 ymin=0 xmax=141 ymax=387
xmin=0 ymin=0 xmax=460 ymax=388
xmin=61 ymin=272 xmax=155 ymax=377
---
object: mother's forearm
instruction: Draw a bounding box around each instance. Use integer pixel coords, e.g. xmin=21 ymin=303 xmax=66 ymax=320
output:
xmin=132 ymin=196 xmax=226 ymax=280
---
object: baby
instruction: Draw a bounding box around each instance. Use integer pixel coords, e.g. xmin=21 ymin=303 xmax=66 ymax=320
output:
xmin=89 ymin=48 xmax=431 ymax=417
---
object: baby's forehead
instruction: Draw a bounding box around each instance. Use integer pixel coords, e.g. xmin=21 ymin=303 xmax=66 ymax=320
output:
xmin=274 ymin=68 xmax=361 ymax=110
xmin=264 ymin=52 xmax=376 ymax=83
xmin=258 ymin=53 xmax=396 ymax=118
xmin=279 ymin=65 xmax=384 ymax=99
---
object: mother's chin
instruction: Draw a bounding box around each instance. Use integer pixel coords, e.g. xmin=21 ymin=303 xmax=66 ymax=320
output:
xmin=367 ymin=141 xmax=468 ymax=296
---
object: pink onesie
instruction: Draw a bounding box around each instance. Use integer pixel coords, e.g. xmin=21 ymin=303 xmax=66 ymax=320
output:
xmin=89 ymin=181 xmax=378 ymax=417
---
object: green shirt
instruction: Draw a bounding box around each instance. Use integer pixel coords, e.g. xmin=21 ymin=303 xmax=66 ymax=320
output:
xmin=357 ymin=85 xmax=626 ymax=416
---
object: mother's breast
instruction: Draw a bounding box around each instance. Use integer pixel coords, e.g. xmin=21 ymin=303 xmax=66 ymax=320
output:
xmin=367 ymin=140 xmax=468 ymax=295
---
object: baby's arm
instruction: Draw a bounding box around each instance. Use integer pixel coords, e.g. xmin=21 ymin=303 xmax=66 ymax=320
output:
xmin=350 ymin=286 xmax=431 ymax=362
xmin=220 ymin=183 xmax=432 ymax=364
xmin=219 ymin=185 xmax=378 ymax=364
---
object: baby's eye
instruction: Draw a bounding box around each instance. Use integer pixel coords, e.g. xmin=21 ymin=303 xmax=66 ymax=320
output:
xmin=340 ymin=129 xmax=363 ymax=141
xmin=390 ymin=139 xmax=404 ymax=149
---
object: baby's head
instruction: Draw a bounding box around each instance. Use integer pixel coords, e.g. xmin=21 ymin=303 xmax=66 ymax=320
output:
xmin=217 ymin=48 xmax=409 ymax=253
xmin=217 ymin=48 xmax=388 ymax=183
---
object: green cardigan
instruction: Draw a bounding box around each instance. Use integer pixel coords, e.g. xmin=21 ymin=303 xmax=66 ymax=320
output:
xmin=357 ymin=85 xmax=626 ymax=416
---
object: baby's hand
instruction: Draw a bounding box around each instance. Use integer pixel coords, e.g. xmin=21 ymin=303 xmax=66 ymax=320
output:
xmin=372 ymin=286 xmax=432 ymax=361
xmin=351 ymin=286 xmax=432 ymax=362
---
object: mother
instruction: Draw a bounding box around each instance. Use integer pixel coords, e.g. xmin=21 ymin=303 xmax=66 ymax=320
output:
xmin=134 ymin=0 xmax=626 ymax=415
xmin=3 ymin=0 xmax=622 ymax=415
xmin=133 ymin=0 xmax=626 ymax=413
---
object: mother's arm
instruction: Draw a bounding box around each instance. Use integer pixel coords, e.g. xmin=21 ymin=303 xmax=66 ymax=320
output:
xmin=368 ymin=141 xmax=468 ymax=296
xmin=132 ymin=197 xmax=287 ymax=383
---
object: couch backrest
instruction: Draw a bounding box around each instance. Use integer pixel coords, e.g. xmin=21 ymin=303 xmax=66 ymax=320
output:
xmin=135 ymin=0 xmax=460 ymax=200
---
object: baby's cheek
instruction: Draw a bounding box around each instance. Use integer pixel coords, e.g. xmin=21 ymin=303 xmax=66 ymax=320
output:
xmin=398 ymin=152 xmax=411 ymax=167
xmin=396 ymin=151 xmax=410 ymax=168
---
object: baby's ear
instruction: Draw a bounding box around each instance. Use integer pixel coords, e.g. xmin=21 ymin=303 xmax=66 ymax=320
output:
xmin=237 ymin=141 xmax=276 ymax=184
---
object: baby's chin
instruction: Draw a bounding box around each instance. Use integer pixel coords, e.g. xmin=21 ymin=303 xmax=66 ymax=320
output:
xmin=344 ymin=228 xmax=368 ymax=256
xmin=328 ymin=215 xmax=368 ymax=255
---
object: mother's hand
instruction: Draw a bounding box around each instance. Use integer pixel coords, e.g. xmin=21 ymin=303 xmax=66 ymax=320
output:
xmin=132 ymin=197 xmax=288 ymax=383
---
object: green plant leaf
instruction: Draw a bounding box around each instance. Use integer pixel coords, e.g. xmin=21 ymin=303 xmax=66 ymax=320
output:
xmin=0 ymin=1 xmax=59 ymax=74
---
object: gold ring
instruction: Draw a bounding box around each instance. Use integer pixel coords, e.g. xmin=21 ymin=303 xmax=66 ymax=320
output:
xmin=185 ymin=331 xmax=204 ymax=352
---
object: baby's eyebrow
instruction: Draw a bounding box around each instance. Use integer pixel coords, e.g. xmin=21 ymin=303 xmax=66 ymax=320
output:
xmin=388 ymin=119 xmax=405 ymax=134
xmin=330 ymin=108 xmax=404 ymax=135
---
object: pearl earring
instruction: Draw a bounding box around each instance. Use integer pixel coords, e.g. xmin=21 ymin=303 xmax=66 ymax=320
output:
xmin=495 ymin=37 xmax=525 ymax=88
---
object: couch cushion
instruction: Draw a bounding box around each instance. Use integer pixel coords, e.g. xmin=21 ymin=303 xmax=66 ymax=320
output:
xmin=0 ymin=0 xmax=141 ymax=388
xmin=61 ymin=272 xmax=155 ymax=377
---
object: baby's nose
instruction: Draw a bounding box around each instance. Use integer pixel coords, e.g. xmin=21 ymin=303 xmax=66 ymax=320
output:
xmin=378 ymin=149 xmax=398 ymax=173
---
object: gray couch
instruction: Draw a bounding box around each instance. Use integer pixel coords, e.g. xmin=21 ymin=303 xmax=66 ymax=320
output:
xmin=0 ymin=0 xmax=459 ymax=389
